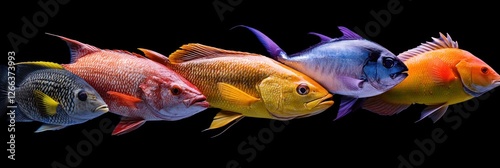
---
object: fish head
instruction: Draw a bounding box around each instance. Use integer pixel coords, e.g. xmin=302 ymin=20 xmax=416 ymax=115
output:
xmin=259 ymin=74 xmax=334 ymax=120
xmin=360 ymin=41 xmax=408 ymax=95
xmin=456 ymin=52 xmax=500 ymax=96
xmin=153 ymin=78 xmax=209 ymax=121
xmin=69 ymin=87 xmax=109 ymax=120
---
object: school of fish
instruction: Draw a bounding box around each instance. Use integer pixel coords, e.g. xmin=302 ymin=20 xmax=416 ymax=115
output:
xmin=1 ymin=25 xmax=498 ymax=136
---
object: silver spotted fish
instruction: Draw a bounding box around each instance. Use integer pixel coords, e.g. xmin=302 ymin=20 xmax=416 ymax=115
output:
xmin=1 ymin=62 xmax=109 ymax=133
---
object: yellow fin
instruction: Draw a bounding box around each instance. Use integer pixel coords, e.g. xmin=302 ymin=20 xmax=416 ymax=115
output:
xmin=33 ymin=90 xmax=59 ymax=116
xmin=168 ymin=43 xmax=260 ymax=64
xmin=218 ymin=82 xmax=259 ymax=106
xmin=16 ymin=61 xmax=64 ymax=69
xmin=205 ymin=111 xmax=244 ymax=131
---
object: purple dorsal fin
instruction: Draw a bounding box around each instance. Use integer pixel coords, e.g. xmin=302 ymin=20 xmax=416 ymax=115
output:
xmin=45 ymin=33 xmax=100 ymax=63
xmin=308 ymin=32 xmax=333 ymax=42
xmin=337 ymin=26 xmax=364 ymax=40
xmin=231 ymin=25 xmax=288 ymax=60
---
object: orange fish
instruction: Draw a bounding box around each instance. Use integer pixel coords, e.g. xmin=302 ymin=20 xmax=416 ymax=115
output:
xmin=48 ymin=34 xmax=209 ymax=135
xmin=362 ymin=33 xmax=500 ymax=122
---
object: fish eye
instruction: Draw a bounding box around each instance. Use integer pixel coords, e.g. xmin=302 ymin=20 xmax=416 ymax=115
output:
xmin=296 ymin=83 xmax=310 ymax=95
xmin=481 ymin=67 xmax=489 ymax=74
xmin=77 ymin=91 xmax=88 ymax=101
xmin=382 ymin=57 xmax=395 ymax=68
xmin=171 ymin=85 xmax=182 ymax=95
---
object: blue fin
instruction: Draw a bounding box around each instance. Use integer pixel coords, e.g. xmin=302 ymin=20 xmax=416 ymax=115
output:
xmin=307 ymin=32 xmax=333 ymax=42
xmin=231 ymin=25 xmax=288 ymax=60
xmin=0 ymin=65 xmax=8 ymax=117
xmin=337 ymin=26 xmax=364 ymax=40
xmin=335 ymin=96 xmax=365 ymax=120
xmin=35 ymin=124 xmax=67 ymax=133
xmin=45 ymin=33 xmax=100 ymax=63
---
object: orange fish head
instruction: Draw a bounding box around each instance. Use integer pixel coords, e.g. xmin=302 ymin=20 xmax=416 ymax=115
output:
xmin=456 ymin=56 xmax=500 ymax=96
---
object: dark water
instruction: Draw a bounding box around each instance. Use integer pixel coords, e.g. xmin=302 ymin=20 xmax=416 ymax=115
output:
xmin=4 ymin=0 xmax=499 ymax=167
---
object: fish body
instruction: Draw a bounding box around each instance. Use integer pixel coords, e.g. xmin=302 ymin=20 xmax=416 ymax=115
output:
xmin=48 ymin=34 xmax=209 ymax=135
xmin=234 ymin=25 xmax=408 ymax=120
xmin=0 ymin=62 xmax=109 ymax=133
xmin=362 ymin=33 xmax=500 ymax=122
xmin=138 ymin=43 xmax=334 ymax=131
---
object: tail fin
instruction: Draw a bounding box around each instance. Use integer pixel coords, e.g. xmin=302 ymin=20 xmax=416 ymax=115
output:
xmin=1 ymin=65 xmax=10 ymax=117
xmin=231 ymin=25 xmax=289 ymax=61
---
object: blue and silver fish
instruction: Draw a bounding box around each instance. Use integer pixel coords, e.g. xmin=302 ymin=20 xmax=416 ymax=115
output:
xmin=234 ymin=25 xmax=408 ymax=120
xmin=1 ymin=62 xmax=109 ymax=133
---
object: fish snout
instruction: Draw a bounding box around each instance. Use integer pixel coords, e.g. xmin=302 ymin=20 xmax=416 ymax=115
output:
xmin=306 ymin=93 xmax=334 ymax=110
xmin=94 ymin=105 xmax=109 ymax=113
xmin=390 ymin=70 xmax=409 ymax=79
xmin=183 ymin=95 xmax=209 ymax=108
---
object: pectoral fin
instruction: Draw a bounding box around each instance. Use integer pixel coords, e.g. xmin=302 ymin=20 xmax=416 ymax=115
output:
xmin=33 ymin=90 xmax=59 ymax=116
xmin=35 ymin=124 xmax=66 ymax=133
xmin=338 ymin=76 xmax=364 ymax=91
xmin=218 ymin=83 xmax=259 ymax=106
xmin=112 ymin=117 xmax=146 ymax=136
xmin=107 ymin=91 xmax=142 ymax=109
xmin=431 ymin=58 xmax=457 ymax=85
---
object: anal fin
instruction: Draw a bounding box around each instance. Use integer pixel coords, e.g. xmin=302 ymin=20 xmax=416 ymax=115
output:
xmin=335 ymin=96 xmax=365 ymax=120
xmin=35 ymin=124 xmax=66 ymax=133
xmin=416 ymin=103 xmax=448 ymax=123
xmin=362 ymin=96 xmax=410 ymax=116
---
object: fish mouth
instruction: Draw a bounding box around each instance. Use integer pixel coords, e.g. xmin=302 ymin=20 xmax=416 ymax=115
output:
xmin=94 ymin=105 xmax=109 ymax=113
xmin=306 ymin=93 xmax=335 ymax=111
xmin=268 ymin=94 xmax=334 ymax=120
xmin=183 ymin=95 xmax=209 ymax=108
xmin=390 ymin=71 xmax=408 ymax=79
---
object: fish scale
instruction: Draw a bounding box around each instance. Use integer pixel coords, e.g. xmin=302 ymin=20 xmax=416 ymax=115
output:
xmin=143 ymin=43 xmax=334 ymax=131
xmin=50 ymin=33 xmax=209 ymax=135
xmin=5 ymin=62 xmax=110 ymax=133
xmin=362 ymin=33 xmax=500 ymax=122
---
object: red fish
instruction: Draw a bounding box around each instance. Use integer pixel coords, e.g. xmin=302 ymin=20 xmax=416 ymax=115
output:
xmin=48 ymin=33 xmax=209 ymax=135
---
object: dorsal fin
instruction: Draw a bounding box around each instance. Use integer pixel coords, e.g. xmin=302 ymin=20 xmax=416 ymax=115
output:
xmin=105 ymin=49 xmax=146 ymax=59
xmin=231 ymin=25 xmax=289 ymax=61
xmin=398 ymin=33 xmax=459 ymax=62
xmin=337 ymin=26 xmax=364 ymax=40
xmin=168 ymin=43 xmax=260 ymax=64
xmin=307 ymin=32 xmax=333 ymax=42
xmin=45 ymin=33 xmax=101 ymax=63
xmin=16 ymin=61 xmax=64 ymax=69
xmin=137 ymin=48 xmax=170 ymax=65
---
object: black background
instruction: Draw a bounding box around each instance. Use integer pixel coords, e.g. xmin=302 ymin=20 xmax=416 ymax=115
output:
xmin=4 ymin=0 xmax=499 ymax=168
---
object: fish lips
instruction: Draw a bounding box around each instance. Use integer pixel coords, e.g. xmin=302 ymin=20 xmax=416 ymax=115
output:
xmin=267 ymin=94 xmax=334 ymax=120
xmin=94 ymin=105 xmax=110 ymax=113
xmin=182 ymin=95 xmax=210 ymax=108
xmin=306 ymin=93 xmax=335 ymax=111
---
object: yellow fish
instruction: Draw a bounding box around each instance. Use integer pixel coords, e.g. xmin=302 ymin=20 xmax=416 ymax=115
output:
xmin=362 ymin=33 xmax=500 ymax=122
xmin=138 ymin=43 xmax=334 ymax=132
